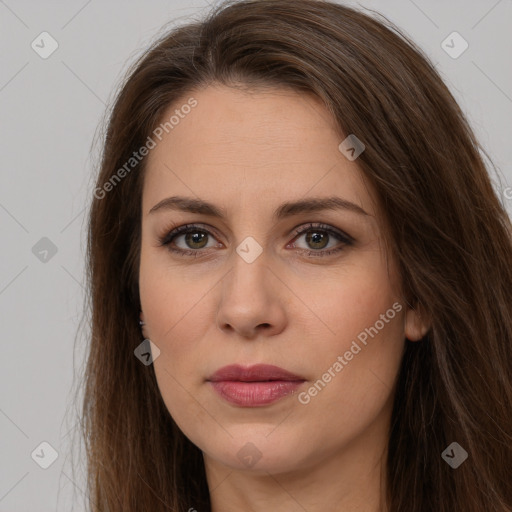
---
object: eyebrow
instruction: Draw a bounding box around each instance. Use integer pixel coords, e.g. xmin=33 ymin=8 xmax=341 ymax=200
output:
xmin=149 ymin=195 xmax=369 ymax=220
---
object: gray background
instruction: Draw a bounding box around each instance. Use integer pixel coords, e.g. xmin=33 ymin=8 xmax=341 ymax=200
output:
xmin=0 ymin=0 xmax=511 ymax=510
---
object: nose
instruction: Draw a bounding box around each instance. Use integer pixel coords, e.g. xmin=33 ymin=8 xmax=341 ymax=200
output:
xmin=215 ymin=249 xmax=287 ymax=339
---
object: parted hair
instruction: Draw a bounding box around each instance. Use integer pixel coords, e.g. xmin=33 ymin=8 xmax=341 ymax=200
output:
xmin=78 ymin=1 xmax=512 ymax=510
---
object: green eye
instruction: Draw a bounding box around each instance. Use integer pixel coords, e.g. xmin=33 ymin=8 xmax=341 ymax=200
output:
xmin=159 ymin=222 xmax=353 ymax=258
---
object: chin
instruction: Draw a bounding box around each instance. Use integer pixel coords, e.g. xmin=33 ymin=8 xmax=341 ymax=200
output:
xmin=200 ymin=430 xmax=310 ymax=474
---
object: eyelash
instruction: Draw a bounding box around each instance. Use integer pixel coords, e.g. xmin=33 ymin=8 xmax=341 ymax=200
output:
xmin=157 ymin=222 xmax=354 ymax=259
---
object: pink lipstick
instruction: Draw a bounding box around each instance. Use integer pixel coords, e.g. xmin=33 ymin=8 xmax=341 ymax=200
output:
xmin=207 ymin=364 xmax=305 ymax=407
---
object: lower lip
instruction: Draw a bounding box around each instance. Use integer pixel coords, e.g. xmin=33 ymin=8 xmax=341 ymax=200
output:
xmin=209 ymin=380 xmax=304 ymax=406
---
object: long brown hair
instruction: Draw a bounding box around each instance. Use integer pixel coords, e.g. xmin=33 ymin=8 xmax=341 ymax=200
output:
xmin=78 ymin=0 xmax=512 ymax=510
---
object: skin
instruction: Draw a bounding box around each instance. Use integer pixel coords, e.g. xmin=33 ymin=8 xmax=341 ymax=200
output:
xmin=139 ymin=84 xmax=429 ymax=512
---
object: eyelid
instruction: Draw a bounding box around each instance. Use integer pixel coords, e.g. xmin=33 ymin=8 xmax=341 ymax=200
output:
xmin=158 ymin=222 xmax=220 ymax=245
xmin=157 ymin=221 xmax=354 ymax=257
xmin=290 ymin=222 xmax=354 ymax=244
xmin=158 ymin=221 xmax=353 ymax=242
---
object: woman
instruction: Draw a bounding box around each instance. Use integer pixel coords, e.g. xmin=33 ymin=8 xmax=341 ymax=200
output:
xmin=80 ymin=0 xmax=512 ymax=510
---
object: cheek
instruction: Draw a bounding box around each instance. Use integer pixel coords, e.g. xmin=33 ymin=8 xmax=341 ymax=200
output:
xmin=139 ymin=272 xmax=209 ymax=371
xmin=296 ymin=255 xmax=405 ymax=415
xmin=313 ymin=249 xmax=403 ymax=350
xmin=139 ymin=265 xmax=208 ymax=434
xmin=139 ymin=244 xmax=211 ymax=345
xmin=138 ymin=252 xmax=214 ymax=418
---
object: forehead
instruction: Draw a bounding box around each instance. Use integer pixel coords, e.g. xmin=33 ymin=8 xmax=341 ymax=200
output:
xmin=150 ymin=84 xmax=340 ymax=160
xmin=142 ymin=84 xmax=378 ymax=221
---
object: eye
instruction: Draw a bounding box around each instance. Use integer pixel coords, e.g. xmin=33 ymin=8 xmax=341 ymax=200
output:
xmin=157 ymin=222 xmax=354 ymax=258
xmin=157 ymin=223 xmax=221 ymax=257
xmin=288 ymin=223 xmax=354 ymax=257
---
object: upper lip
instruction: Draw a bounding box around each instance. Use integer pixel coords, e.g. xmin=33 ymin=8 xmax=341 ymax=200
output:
xmin=208 ymin=364 xmax=305 ymax=382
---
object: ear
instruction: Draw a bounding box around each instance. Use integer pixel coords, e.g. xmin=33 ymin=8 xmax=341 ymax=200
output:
xmin=404 ymin=304 xmax=431 ymax=342
xmin=139 ymin=311 xmax=149 ymax=339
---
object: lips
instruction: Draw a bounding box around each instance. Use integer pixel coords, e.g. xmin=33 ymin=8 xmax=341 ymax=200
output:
xmin=207 ymin=364 xmax=306 ymax=407
xmin=208 ymin=364 xmax=304 ymax=382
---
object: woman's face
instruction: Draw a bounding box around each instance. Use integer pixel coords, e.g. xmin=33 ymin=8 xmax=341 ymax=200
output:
xmin=139 ymin=84 xmax=426 ymax=475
